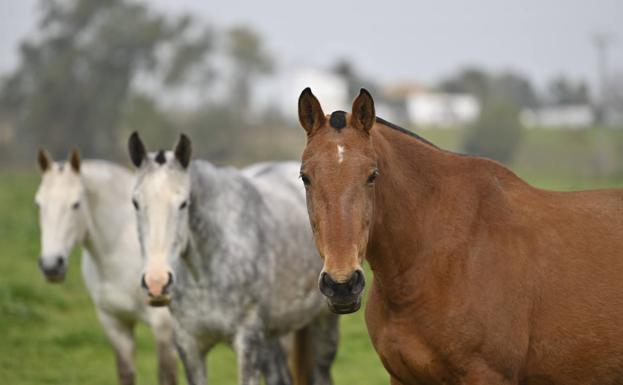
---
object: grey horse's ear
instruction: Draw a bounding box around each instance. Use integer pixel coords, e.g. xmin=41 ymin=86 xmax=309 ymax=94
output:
xmin=128 ymin=131 xmax=147 ymax=168
xmin=37 ymin=148 xmax=53 ymax=172
xmin=351 ymin=88 xmax=376 ymax=134
xmin=298 ymin=87 xmax=325 ymax=136
xmin=68 ymin=148 xmax=81 ymax=173
xmin=174 ymin=134 xmax=192 ymax=169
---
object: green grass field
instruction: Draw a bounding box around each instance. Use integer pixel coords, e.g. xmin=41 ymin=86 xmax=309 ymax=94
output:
xmin=3 ymin=127 xmax=623 ymax=384
xmin=0 ymin=171 xmax=388 ymax=385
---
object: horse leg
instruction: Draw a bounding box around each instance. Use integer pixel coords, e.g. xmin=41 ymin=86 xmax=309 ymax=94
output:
xmin=174 ymin=326 xmax=209 ymax=385
xmin=309 ymin=312 xmax=339 ymax=385
xmin=260 ymin=337 xmax=292 ymax=385
xmin=149 ymin=309 xmax=178 ymax=385
xmin=234 ymin=325 xmax=265 ymax=385
xmin=98 ymin=311 xmax=136 ymax=385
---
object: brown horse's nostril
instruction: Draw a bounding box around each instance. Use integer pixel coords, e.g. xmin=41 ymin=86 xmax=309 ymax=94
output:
xmin=319 ymin=270 xmax=365 ymax=300
xmin=350 ymin=270 xmax=365 ymax=295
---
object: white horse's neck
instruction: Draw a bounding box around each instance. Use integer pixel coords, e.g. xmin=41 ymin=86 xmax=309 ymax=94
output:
xmin=80 ymin=161 xmax=136 ymax=272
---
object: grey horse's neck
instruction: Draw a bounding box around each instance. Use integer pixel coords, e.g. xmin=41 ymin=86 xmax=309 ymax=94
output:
xmin=180 ymin=160 xmax=270 ymax=278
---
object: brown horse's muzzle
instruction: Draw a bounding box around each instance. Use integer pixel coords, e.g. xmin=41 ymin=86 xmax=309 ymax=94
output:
xmin=319 ymin=270 xmax=365 ymax=314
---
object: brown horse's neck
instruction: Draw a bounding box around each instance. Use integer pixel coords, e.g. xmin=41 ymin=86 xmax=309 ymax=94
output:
xmin=365 ymin=122 xmax=514 ymax=304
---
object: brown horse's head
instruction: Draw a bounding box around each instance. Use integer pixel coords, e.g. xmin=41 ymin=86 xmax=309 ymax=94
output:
xmin=298 ymin=88 xmax=378 ymax=314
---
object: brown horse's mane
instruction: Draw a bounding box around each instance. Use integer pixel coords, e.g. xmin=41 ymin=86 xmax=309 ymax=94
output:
xmin=374 ymin=116 xmax=439 ymax=149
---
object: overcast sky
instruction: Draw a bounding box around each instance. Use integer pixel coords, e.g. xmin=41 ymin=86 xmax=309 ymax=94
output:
xmin=1 ymin=0 xmax=622 ymax=91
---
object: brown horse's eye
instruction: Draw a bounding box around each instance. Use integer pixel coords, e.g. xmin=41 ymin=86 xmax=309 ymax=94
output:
xmin=300 ymin=173 xmax=311 ymax=187
xmin=367 ymin=170 xmax=379 ymax=185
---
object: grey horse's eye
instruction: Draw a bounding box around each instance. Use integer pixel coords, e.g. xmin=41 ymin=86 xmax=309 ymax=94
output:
xmin=72 ymin=201 xmax=80 ymax=210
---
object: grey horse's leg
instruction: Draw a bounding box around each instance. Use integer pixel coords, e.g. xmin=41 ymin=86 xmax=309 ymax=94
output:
xmin=260 ymin=337 xmax=292 ymax=385
xmin=174 ymin=326 xmax=209 ymax=385
xmin=309 ymin=312 xmax=339 ymax=385
xmin=234 ymin=325 xmax=265 ymax=385
xmin=149 ymin=310 xmax=178 ymax=385
xmin=98 ymin=310 xmax=136 ymax=385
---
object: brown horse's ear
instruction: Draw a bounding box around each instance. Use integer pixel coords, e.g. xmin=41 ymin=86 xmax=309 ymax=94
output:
xmin=298 ymin=87 xmax=326 ymax=136
xmin=128 ymin=131 xmax=147 ymax=168
xmin=68 ymin=148 xmax=81 ymax=173
xmin=37 ymin=148 xmax=53 ymax=172
xmin=351 ymin=88 xmax=376 ymax=133
xmin=174 ymin=133 xmax=192 ymax=169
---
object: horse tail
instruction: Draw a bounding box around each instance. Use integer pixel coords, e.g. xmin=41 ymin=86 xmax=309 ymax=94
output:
xmin=292 ymin=325 xmax=313 ymax=385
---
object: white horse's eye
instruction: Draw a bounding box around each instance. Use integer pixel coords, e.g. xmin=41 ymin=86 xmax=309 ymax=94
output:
xmin=179 ymin=200 xmax=188 ymax=210
xmin=132 ymin=199 xmax=139 ymax=210
xmin=72 ymin=202 xmax=80 ymax=210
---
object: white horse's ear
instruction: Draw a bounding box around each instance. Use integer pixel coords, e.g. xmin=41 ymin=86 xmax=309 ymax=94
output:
xmin=68 ymin=148 xmax=81 ymax=173
xmin=37 ymin=148 xmax=53 ymax=172
xmin=174 ymin=134 xmax=192 ymax=169
xmin=128 ymin=132 xmax=147 ymax=168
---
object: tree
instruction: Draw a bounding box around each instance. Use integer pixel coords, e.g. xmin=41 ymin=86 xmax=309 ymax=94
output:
xmin=438 ymin=67 xmax=537 ymax=108
xmin=438 ymin=68 xmax=490 ymax=102
xmin=546 ymin=76 xmax=591 ymax=105
xmin=332 ymin=59 xmax=378 ymax=100
xmin=463 ymin=101 xmax=523 ymax=164
xmin=0 ymin=0 xmax=214 ymax=160
xmin=227 ymin=26 xmax=273 ymax=118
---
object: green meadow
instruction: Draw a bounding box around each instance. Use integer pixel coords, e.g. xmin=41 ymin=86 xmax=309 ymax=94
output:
xmin=0 ymin=170 xmax=388 ymax=385
xmin=2 ymin=127 xmax=623 ymax=384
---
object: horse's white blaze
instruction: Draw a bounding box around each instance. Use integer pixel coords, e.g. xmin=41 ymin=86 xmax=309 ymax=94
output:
xmin=133 ymin=155 xmax=190 ymax=297
xmin=337 ymin=145 xmax=345 ymax=164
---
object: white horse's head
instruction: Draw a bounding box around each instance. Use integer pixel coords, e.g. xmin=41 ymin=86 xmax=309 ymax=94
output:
xmin=128 ymin=132 xmax=192 ymax=306
xmin=35 ymin=149 xmax=87 ymax=282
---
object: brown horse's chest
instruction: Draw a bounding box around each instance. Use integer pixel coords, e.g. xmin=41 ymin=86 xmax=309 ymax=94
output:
xmin=365 ymin=289 xmax=460 ymax=384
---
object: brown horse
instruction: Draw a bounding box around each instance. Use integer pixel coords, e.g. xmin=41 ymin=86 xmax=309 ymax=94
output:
xmin=297 ymin=87 xmax=623 ymax=385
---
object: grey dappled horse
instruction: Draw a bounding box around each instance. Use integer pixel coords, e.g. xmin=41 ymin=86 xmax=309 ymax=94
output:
xmin=127 ymin=133 xmax=338 ymax=385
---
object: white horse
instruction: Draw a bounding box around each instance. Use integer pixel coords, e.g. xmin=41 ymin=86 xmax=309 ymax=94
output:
xmin=35 ymin=149 xmax=178 ymax=385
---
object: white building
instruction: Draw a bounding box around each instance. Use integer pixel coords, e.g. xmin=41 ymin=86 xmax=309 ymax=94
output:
xmin=405 ymin=92 xmax=481 ymax=127
xmin=520 ymin=105 xmax=594 ymax=129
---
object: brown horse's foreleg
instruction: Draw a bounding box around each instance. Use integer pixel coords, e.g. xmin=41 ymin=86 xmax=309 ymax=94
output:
xmin=98 ymin=310 xmax=136 ymax=385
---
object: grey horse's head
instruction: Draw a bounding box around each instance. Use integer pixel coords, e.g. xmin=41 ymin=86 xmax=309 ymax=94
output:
xmin=35 ymin=148 xmax=87 ymax=283
xmin=127 ymin=132 xmax=192 ymax=307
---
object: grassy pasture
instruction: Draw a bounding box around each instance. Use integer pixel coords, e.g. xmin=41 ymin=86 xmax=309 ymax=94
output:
xmin=2 ymin=127 xmax=623 ymax=384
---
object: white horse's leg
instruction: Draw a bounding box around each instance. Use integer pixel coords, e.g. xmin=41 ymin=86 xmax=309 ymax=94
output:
xmin=98 ymin=311 xmax=136 ymax=385
xmin=234 ymin=325 xmax=265 ymax=385
xmin=149 ymin=309 xmax=178 ymax=385
xmin=309 ymin=312 xmax=339 ymax=385
xmin=174 ymin=325 xmax=209 ymax=385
